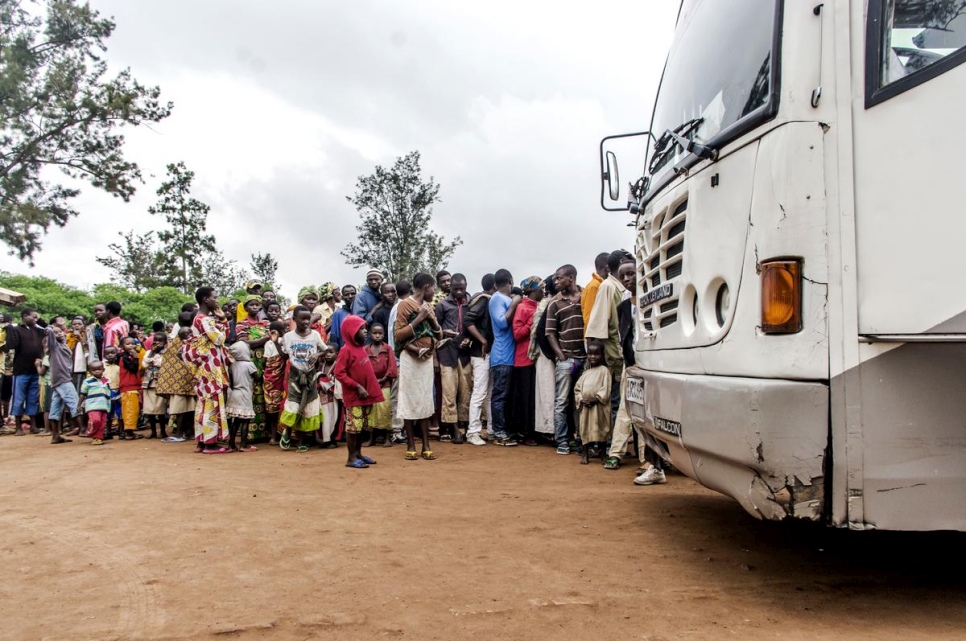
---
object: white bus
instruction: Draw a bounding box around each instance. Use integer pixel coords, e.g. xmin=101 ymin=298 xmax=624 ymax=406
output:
xmin=600 ymin=0 xmax=966 ymax=530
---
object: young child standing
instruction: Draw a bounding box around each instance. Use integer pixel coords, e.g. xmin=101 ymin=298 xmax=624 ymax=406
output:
xmin=118 ymin=336 xmax=144 ymax=440
xmin=364 ymin=323 xmax=397 ymax=447
xmin=79 ymin=361 xmax=112 ymax=446
xmin=317 ymin=343 xmax=340 ymax=448
xmin=573 ymin=342 xmax=612 ymax=465
xmin=141 ymin=332 xmax=169 ymax=439
xmin=335 ymin=315 xmax=384 ymax=468
xmin=279 ymin=306 xmax=326 ymax=452
xmin=227 ymin=341 xmax=259 ymax=452
xmin=262 ymin=320 xmax=287 ymax=445
xmin=102 ymin=345 xmax=121 ymax=439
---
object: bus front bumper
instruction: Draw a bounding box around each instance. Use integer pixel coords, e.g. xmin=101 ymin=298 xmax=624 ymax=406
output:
xmin=624 ymin=366 xmax=829 ymax=521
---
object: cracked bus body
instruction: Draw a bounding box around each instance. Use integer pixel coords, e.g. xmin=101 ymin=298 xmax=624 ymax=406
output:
xmin=601 ymin=0 xmax=966 ymax=530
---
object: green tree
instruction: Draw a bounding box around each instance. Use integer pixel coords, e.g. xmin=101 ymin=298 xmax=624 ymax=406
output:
xmin=148 ymin=161 xmax=215 ymax=293
xmin=124 ymin=286 xmax=191 ymax=327
xmin=341 ymin=151 xmax=462 ymax=281
xmin=201 ymin=249 xmax=250 ymax=299
xmin=0 ymin=0 xmax=172 ymax=262
xmin=250 ymin=252 xmax=278 ymax=290
xmin=0 ymin=270 xmax=94 ymax=319
xmin=95 ymin=229 xmax=175 ymax=292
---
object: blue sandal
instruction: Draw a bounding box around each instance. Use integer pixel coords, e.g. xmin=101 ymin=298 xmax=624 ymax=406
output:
xmin=359 ymin=455 xmax=376 ymax=465
xmin=346 ymin=459 xmax=369 ymax=468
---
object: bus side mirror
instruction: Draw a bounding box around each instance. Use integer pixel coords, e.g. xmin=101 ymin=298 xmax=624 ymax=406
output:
xmin=600 ymin=131 xmax=651 ymax=212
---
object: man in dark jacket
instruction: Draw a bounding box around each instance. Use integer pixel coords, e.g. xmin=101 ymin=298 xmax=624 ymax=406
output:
xmin=0 ymin=308 xmax=46 ymax=435
xmin=462 ymin=273 xmax=496 ymax=446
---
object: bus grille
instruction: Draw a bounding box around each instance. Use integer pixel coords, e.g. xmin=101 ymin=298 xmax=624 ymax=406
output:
xmin=638 ymin=198 xmax=687 ymax=333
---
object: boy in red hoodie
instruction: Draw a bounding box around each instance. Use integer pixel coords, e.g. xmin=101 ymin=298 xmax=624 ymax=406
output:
xmin=335 ymin=315 xmax=385 ymax=468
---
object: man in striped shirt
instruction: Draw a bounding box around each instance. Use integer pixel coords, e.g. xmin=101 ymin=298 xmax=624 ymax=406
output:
xmin=544 ymin=264 xmax=586 ymax=455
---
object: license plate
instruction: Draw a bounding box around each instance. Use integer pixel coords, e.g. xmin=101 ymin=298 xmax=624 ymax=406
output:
xmin=653 ymin=415 xmax=682 ymax=437
xmin=626 ymin=377 xmax=645 ymax=405
xmin=640 ymin=283 xmax=673 ymax=307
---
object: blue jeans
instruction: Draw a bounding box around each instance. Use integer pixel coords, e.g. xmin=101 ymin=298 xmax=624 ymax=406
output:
xmin=489 ymin=364 xmax=513 ymax=438
xmin=553 ymin=357 xmax=584 ymax=447
xmin=49 ymin=381 xmax=81 ymax=421
xmin=11 ymin=374 xmax=40 ymax=417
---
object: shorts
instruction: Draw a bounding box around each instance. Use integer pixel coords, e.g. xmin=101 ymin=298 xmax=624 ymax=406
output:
xmin=167 ymin=394 xmax=196 ymax=415
xmin=344 ymin=405 xmax=373 ymax=434
xmin=11 ymin=374 xmax=40 ymax=416
xmin=49 ymin=382 xmax=81 ymax=421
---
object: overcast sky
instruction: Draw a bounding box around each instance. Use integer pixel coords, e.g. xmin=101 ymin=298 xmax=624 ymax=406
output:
xmin=0 ymin=0 xmax=679 ymax=298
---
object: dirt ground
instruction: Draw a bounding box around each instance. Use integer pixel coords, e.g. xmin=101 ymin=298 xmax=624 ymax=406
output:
xmin=1 ymin=435 xmax=965 ymax=641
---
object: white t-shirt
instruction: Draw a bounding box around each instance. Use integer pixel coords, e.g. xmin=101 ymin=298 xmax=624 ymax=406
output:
xmin=281 ymin=330 xmax=325 ymax=372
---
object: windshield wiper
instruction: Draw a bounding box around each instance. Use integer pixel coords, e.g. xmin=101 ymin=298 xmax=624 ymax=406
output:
xmin=648 ymin=117 xmax=718 ymax=175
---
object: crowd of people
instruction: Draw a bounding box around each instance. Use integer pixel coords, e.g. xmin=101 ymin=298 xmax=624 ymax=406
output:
xmin=0 ymin=250 xmax=668 ymax=485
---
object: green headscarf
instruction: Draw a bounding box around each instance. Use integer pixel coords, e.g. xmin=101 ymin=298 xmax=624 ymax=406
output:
xmin=298 ymin=285 xmax=318 ymax=303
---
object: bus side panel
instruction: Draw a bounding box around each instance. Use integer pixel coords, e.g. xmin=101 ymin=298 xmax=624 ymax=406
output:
xmin=846 ymin=343 xmax=966 ymax=531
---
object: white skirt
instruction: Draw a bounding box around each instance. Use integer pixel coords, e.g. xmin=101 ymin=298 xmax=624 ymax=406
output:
xmin=534 ymin=353 xmax=556 ymax=435
xmin=397 ymin=351 xmax=435 ymax=420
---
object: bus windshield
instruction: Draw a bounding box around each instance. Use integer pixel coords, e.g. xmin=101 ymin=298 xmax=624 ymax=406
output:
xmin=648 ymin=0 xmax=778 ymax=182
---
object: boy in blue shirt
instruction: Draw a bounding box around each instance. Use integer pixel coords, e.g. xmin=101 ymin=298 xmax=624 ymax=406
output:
xmin=487 ymin=269 xmax=522 ymax=446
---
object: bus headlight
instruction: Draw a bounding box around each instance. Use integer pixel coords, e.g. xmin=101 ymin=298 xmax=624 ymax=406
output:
xmin=760 ymin=259 xmax=802 ymax=334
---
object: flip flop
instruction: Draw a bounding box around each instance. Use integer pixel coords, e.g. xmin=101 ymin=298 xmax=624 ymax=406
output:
xmin=279 ymin=436 xmax=291 ymax=450
xmin=404 ymin=450 xmax=419 ymax=461
xmin=201 ymin=447 xmax=230 ymax=454
xmin=421 ymin=450 xmax=436 ymax=460
xmin=238 ymin=445 xmax=258 ymax=452
xmin=296 ymin=445 xmax=309 ymax=453
xmin=346 ymin=459 xmax=369 ymax=468
xmin=50 ymin=437 xmax=72 ymax=444
xmin=359 ymin=455 xmax=376 ymax=465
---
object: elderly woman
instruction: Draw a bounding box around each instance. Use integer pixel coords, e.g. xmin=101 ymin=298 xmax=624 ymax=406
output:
xmin=314 ymin=282 xmax=341 ymax=332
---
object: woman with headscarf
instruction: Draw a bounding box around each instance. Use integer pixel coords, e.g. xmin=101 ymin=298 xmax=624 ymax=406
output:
xmin=235 ymin=294 xmax=270 ymax=441
xmin=290 ymin=286 xmax=328 ymax=342
xmin=314 ymin=282 xmax=340 ymax=332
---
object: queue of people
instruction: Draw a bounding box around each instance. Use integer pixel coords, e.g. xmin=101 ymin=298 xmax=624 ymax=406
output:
xmin=0 ymin=253 xmax=668 ymax=485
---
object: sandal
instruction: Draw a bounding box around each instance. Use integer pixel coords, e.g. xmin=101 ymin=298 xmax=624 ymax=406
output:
xmin=346 ymin=459 xmax=369 ymax=469
xmin=359 ymin=455 xmax=376 ymax=465
xmin=603 ymin=456 xmax=621 ymax=470
xmin=296 ymin=445 xmax=309 ymax=453
xmin=279 ymin=436 xmax=291 ymax=450
xmin=421 ymin=450 xmax=437 ymax=460
xmin=201 ymin=447 xmax=230 ymax=454
xmin=404 ymin=450 xmax=419 ymax=461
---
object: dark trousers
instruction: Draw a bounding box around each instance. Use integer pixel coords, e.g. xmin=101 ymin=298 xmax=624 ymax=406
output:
xmin=508 ymin=364 xmax=536 ymax=439
xmin=489 ymin=365 xmax=513 ymax=437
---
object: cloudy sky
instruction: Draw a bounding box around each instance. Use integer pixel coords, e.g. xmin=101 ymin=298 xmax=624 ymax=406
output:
xmin=1 ymin=0 xmax=679 ymax=297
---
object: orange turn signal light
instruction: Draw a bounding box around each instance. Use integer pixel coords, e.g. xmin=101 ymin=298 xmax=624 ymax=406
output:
xmin=760 ymin=259 xmax=802 ymax=334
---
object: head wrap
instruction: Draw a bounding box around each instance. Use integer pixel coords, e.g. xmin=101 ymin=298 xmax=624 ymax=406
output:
xmin=298 ymin=285 xmax=318 ymax=303
xmin=242 ymin=294 xmax=261 ymax=307
xmin=366 ymin=268 xmax=383 ymax=279
xmin=318 ymin=282 xmax=338 ymax=301
xmin=521 ymin=276 xmax=543 ymax=293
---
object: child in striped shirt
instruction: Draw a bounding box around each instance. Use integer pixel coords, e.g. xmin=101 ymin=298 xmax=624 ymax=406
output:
xmin=79 ymin=361 xmax=112 ymax=446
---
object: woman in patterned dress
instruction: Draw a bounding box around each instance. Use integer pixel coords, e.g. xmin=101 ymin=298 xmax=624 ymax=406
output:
xmin=235 ymin=295 xmax=270 ymax=441
xmin=186 ymin=287 xmax=231 ymax=454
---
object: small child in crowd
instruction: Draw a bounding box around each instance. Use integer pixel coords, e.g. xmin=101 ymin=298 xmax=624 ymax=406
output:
xmin=227 ymin=341 xmax=259 ymax=452
xmin=335 ymin=315 xmax=384 ymax=468
xmin=278 ymin=306 xmax=325 ymax=452
xmin=141 ymin=332 xmax=168 ymax=439
xmin=317 ymin=343 xmax=340 ymax=448
xmin=102 ymin=345 xmax=121 ymax=438
xmin=262 ymin=320 xmax=287 ymax=445
xmin=364 ymin=323 xmax=397 ymax=447
xmin=573 ymin=342 xmax=611 ymax=465
xmin=118 ymin=336 xmax=143 ymax=440
xmin=79 ymin=361 xmax=111 ymax=446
